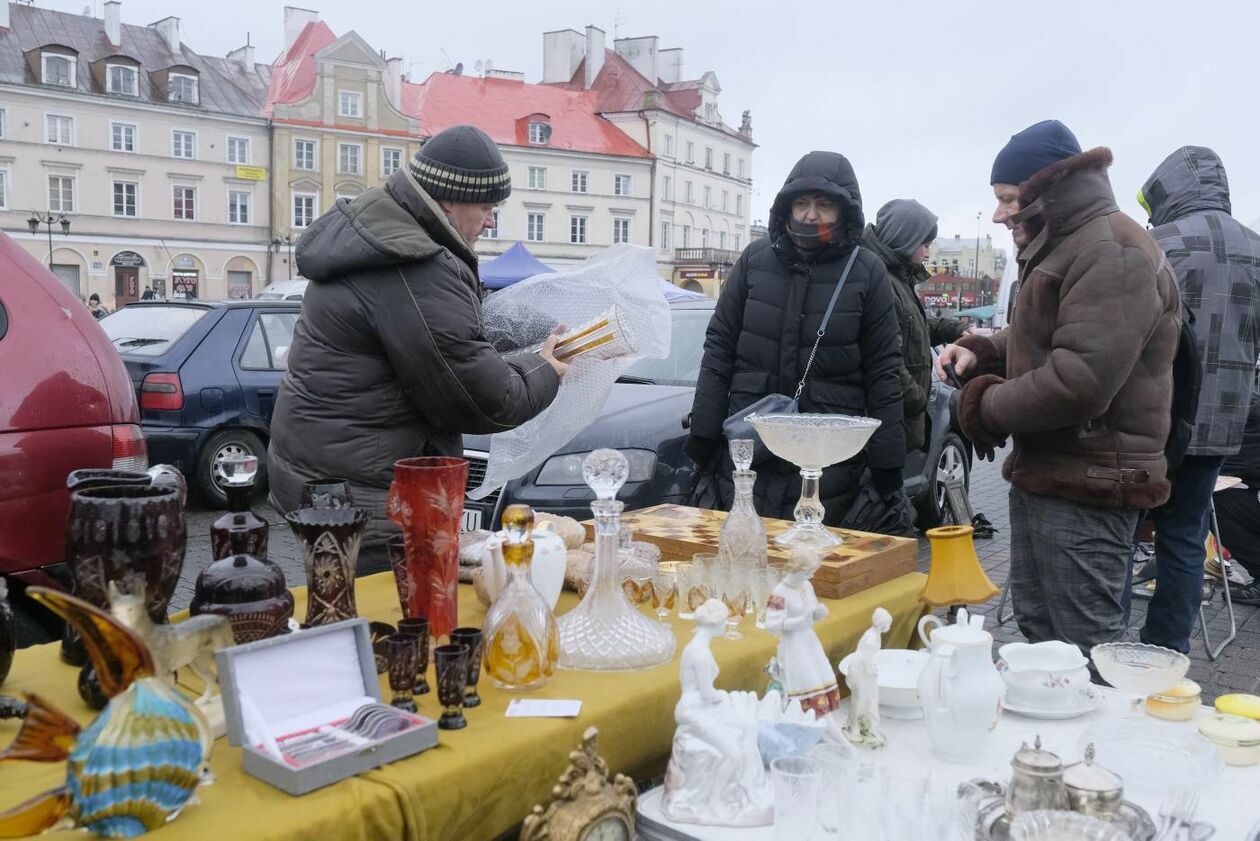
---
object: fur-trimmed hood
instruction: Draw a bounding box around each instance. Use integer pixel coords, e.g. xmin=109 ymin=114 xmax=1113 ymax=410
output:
xmin=1010 ymin=147 xmax=1120 ymax=263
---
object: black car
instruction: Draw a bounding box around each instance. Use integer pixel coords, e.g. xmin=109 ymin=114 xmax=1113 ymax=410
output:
xmin=464 ymin=299 xmax=971 ymax=531
xmin=101 ymin=300 xmax=301 ymax=507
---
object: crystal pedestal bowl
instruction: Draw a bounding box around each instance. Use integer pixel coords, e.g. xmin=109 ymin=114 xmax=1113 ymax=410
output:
xmin=747 ymin=413 xmax=882 ymax=548
xmin=1091 ymin=641 xmax=1190 ymax=716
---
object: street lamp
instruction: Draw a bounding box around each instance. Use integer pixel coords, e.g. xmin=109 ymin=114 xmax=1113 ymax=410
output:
xmin=271 ymin=234 xmax=294 ymax=281
xmin=28 ymin=211 xmax=70 ymax=271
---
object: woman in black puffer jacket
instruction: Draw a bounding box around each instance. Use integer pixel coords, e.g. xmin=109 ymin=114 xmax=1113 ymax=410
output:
xmin=685 ymin=151 xmax=905 ymax=521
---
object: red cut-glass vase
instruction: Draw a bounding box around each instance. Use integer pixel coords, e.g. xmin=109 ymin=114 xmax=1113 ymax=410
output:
xmin=387 ymin=457 xmax=468 ymax=643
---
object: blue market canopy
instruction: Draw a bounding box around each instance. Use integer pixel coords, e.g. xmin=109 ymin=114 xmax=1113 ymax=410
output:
xmin=481 ymin=242 xmax=555 ymax=289
xmin=661 ymin=279 xmax=706 ymax=302
xmin=955 ymin=305 xmax=997 ymax=320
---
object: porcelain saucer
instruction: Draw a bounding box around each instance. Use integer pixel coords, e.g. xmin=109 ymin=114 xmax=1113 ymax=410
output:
xmin=1003 ymin=685 xmax=1105 ymax=720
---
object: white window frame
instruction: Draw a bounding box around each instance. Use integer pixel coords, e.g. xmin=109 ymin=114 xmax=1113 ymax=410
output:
xmin=45 ymin=113 xmax=74 ymax=146
xmin=337 ymin=142 xmax=363 ymax=176
xmin=570 ymin=170 xmax=589 ymax=194
xmin=719 ymin=231 xmax=727 ymax=249
xmin=226 ymin=136 xmax=251 ymax=165
xmin=47 ymin=174 xmax=75 ymax=213
xmin=0 ymin=167 xmax=10 ymax=210
xmin=722 ymin=190 xmax=729 ymax=212
xmin=663 ymin=133 xmax=674 ymax=157
xmin=661 ymin=175 xmax=671 ymax=201
xmin=486 ymin=210 xmax=499 ymax=240
xmin=528 ymin=122 xmax=549 ymax=144
xmin=733 ymin=234 xmax=741 ymax=251
xmin=110 ymin=121 xmax=136 ymax=153
xmin=528 ymin=166 xmax=547 ymax=190
xmin=612 ymin=217 xmax=631 ymax=245
xmin=228 ymin=189 xmax=251 ymax=225
xmin=293 ymin=138 xmax=317 ymax=171
xmin=705 ymin=147 xmax=713 ymax=170
xmin=614 ymin=174 xmax=632 ymax=197
xmin=0 ymin=108 xmax=6 ymax=138
xmin=381 ymin=147 xmax=403 ymax=177
xmin=737 ymin=158 xmax=745 ymax=178
xmin=659 ymin=220 xmax=670 ymax=251
xmin=111 ymin=180 xmax=138 ymax=218
xmin=684 ymin=181 xmax=693 ymax=204
xmin=736 ymin=194 xmax=743 ymax=216
xmin=686 ymin=141 xmax=694 ymax=164
xmin=723 ymin=152 xmax=731 ymax=175
xmin=292 ymin=191 xmax=318 ymax=229
xmin=41 ymin=53 xmax=76 ymax=88
xmin=338 ymin=90 xmax=363 ymax=118
xmin=701 ymin=228 xmax=709 ymax=247
xmin=703 ymin=186 xmax=712 ymax=209
xmin=681 ymin=225 xmax=691 ymax=247
xmin=171 ymin=129 xmax=196 ymax=160
xmin=168 ymin=72 xmax=199 ymax=104
xmin=106 ymin=62 xmax=138 ymax=96
xmin=570 ymin=215 xmax=588 ymax=245
xmin=527 ymin=212 xmax=545 ymax=243
xmin=172 ymin=184 xmax=197 ymax=221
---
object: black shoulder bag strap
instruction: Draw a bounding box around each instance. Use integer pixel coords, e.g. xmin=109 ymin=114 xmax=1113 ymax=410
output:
xmin=793 ymin=246 xmax=862 ymax=401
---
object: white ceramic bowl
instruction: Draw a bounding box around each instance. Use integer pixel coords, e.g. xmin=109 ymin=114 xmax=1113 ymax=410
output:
xmin=874 ymin=649 xmax=928 ymax=718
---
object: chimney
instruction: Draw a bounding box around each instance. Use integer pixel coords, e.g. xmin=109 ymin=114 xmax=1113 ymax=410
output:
xmin=541 ymin=29 xmax=584 ymax=84
xmin=384 ymin=56 xmax=402 ymax=110
xmin=657 ymin=47 xmax=683 ymax=84
xmin=104 ymin=1 xmax=121 ymax=45
xmin=283 ymin=6 xmax=319 ymax=52
xmin=614 ymin=36 xmax=658 ymax=85
xmin=583 ymin=25 xmax=604 ymax=90
xmin=227 ymin=43 xmax=255 ymax=65
xmin=150 ymin=16 xmax=180 ymax=53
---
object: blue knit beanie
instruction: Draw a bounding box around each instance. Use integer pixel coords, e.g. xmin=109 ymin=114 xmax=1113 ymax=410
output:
xmin=990 ymin=120 xmax=1082 ymax=186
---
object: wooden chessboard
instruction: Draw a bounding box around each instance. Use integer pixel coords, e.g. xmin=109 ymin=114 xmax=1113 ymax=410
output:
xmin=583 ymin=504 xmax=918 ymax=600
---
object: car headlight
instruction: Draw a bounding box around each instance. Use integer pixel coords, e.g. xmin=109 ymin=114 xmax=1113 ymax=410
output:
xmin=536 ymin=449 xmax=657 ymax=486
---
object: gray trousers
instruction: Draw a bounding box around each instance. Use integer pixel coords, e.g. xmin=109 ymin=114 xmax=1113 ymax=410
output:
xmin=1008 ymin=487 xmax=1140 ymax=655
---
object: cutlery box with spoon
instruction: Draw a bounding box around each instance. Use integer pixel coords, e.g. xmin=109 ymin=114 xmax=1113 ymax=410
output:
xmin=216 ymin=618 xmax=439 ymax=795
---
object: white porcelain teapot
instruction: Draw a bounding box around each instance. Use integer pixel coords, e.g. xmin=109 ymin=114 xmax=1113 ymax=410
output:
xmin=482 ymin=524 xmax=567 ymax=610
xmin=916 ymin=608 xmax=1005 ymax=763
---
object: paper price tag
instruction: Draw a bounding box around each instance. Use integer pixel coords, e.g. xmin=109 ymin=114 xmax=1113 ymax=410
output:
xmin=504 ymin=699 xmax=582 ymax=718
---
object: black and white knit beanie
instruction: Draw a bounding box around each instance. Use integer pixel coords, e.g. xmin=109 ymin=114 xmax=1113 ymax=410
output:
xmin=408 ymin=125 xmax=511 ymax=204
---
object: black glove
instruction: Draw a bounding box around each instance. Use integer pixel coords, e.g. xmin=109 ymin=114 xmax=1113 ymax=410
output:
xmin=683 ymin=435 xmax=721 ymax=468
xmin=870 ymin=467 xmax=904 ymax=499
xmin=957 ymin=375 xmax=1007 ymax=462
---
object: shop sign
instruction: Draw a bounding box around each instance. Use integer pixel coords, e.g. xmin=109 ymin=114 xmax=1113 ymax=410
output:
xmin=235 ymin=165 xmax=267 ymax=181
xmin=678 ymin=269 xmax=713 ymax=280
xmin=110 ymin=250 xmax=146 ymax=268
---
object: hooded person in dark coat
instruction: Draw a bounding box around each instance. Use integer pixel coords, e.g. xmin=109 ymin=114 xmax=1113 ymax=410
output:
xmin=862 ymin=199 xmax=967 ymax=451
xmin=685 ymin=151 xmax=906 ymax=522
xmin=268 ymin=125 xmax=566 ymax=571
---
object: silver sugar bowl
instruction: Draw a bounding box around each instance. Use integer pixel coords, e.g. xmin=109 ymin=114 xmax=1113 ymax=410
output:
xmin=1063 ymin=744 xmax=1124 ymax=819
xmin=1006 ymin=736 xmax=1068 ymax=816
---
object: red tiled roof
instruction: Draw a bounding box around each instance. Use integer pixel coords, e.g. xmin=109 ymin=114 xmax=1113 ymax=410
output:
xmin=262 ymin=20 xmax=336 ymax=117
xmin=400 ymin=72 xmax=650 ymax=158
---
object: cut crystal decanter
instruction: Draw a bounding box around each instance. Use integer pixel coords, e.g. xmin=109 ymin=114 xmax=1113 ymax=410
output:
xmin=718 ymin=439 xmax=767 ymax=577
xmin=482 ymin=505 xmax=559 ymax=691
xmin=557 ymin=450 xmax=675 ymax=671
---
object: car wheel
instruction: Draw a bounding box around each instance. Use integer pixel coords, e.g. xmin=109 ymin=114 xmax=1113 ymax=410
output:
xmin=195 ymin=428 xmax=268 ymax=509
xmin=916 ymin=433 xmax=969 ymax=528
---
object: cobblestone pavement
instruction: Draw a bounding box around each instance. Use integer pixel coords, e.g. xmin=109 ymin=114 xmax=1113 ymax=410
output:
xmin=180 ymin=449 xmax=1259 ymax=702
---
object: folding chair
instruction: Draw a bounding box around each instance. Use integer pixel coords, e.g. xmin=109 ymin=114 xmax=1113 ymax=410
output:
xmin=1201 ymin=476 xmax=1242 ymax=660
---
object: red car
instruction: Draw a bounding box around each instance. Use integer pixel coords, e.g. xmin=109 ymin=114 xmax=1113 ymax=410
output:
xmin=0 ymin=232 xmax=146 ymax=643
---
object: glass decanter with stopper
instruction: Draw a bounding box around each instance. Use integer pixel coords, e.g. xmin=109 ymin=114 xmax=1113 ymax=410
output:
xmin=718 ymin=439 xmax=767 ymax=577
xmin=482 ymin=504 xmax=559 ymax=691
xmin=210 ymin=454 xmax=269 ymax=560
xmin=557 ymin=449 xmax=675 ymax=670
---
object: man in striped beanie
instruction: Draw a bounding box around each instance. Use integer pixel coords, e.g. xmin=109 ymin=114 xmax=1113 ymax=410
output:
xmin=269 ymin=124 xmax=566 ymax=572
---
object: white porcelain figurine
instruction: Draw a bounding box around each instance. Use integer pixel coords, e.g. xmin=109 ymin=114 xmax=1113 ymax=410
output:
xmin=662 ymin=599 xmax=772 ymax=827
xmin=764 ymin=547 xmax=845 ymax=741
xmin=839 ymin=607 xmax=892 ymax=749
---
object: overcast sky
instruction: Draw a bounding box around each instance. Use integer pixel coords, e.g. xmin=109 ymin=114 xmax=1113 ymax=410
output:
xmin=64 ymin=0 xmax=1260 ymax=254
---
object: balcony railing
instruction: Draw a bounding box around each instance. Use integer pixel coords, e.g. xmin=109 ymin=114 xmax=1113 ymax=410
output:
xmin=674 ymin=247 xmax=740 ymax=266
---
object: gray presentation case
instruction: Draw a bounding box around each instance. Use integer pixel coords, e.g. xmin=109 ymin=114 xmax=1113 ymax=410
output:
xmin=216 ymin=618 xmax=438 ymax=795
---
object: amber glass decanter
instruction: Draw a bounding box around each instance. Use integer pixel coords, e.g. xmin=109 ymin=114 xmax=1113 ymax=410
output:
xmin=482 ymin=505 xmax=559 ymax=691
xmin=556 ymin=450 xmax=675 ymax=671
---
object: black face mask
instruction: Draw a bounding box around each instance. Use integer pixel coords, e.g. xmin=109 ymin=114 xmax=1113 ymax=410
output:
xmin=786 ymin=217 xmax=844 ymax=253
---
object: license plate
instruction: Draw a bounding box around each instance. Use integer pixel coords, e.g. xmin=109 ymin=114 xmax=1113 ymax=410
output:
xmin=461 ymin=509 xmax=482 ymax=533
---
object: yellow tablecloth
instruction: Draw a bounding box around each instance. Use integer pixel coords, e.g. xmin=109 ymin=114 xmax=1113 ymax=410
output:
xmin=0 ymin=571 xmax=927 ymax=841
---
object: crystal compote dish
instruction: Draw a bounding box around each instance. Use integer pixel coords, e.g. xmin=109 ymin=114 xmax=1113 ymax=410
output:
xmin=556 ymin=449 xmax=675 ymax=671
xmin=746 ymin=413 xmax=882 ymax=548
xmin=1091 ymin=641 xmax=1189 ymax=716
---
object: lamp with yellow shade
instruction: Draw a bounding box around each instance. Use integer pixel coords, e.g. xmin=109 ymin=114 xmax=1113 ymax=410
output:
xmin=920 ymin=525 xmax=999 ymax=608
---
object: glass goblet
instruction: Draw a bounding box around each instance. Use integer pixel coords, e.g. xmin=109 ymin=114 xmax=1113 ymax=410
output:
xmin=397 ymin=617 xmax=430 ymax=694
xmin=449 ymin=627 xmax=484 ymax=709
xmin=434 ymin=643 xmax=469 ymax=730
xmin=750 ymin=567 xmax=785 ymax=629
xmin=650 ymin=566 xmax=678 ymax=623
xmin=386 ymin=633 xmax=418 ymax=713
xmin=719 ymin=570 xmax=750 ymax=640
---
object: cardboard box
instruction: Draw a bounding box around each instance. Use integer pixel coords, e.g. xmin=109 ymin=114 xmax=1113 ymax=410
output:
xmin=216 ymin=619 xmax=438 ymax=795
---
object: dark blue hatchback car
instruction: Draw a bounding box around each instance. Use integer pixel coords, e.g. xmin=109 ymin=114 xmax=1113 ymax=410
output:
xmin=101 ymin=300 xmax=301 ymax=507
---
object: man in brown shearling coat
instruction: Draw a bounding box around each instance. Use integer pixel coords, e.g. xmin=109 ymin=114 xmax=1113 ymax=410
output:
xmin=936 ymin=120 xmax=1180 ymax=655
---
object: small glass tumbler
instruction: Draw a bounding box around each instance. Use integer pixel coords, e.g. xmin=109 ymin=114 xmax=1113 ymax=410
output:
xmin=719 ymin=569 xmax=749 ymax=640
xmin=651 ymin=565 xmax=678 ymax=623
xmin=880 ymin=760 xmax=931 ymax=837
xmin=300 ymin=477 xmax=354 ymax=510
xmin=808 ymin=741 xmax=859 ymax=835
xmin=770 ymin=755 xmax=820 ymax=841
xmin=386 ymin=633 xmax=418 ymax=713
xmin=751 ymin=567 xmax=784 ymax=629
xmin=398 ymin=617 xmax=430 ymax=695
xmin=434 ymin=643 xmax=469 ymax=730
xmin=674 ymin=562 xmax=697 ymax=620
xmin=449 ymin=627 xmax=484 ymax=709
